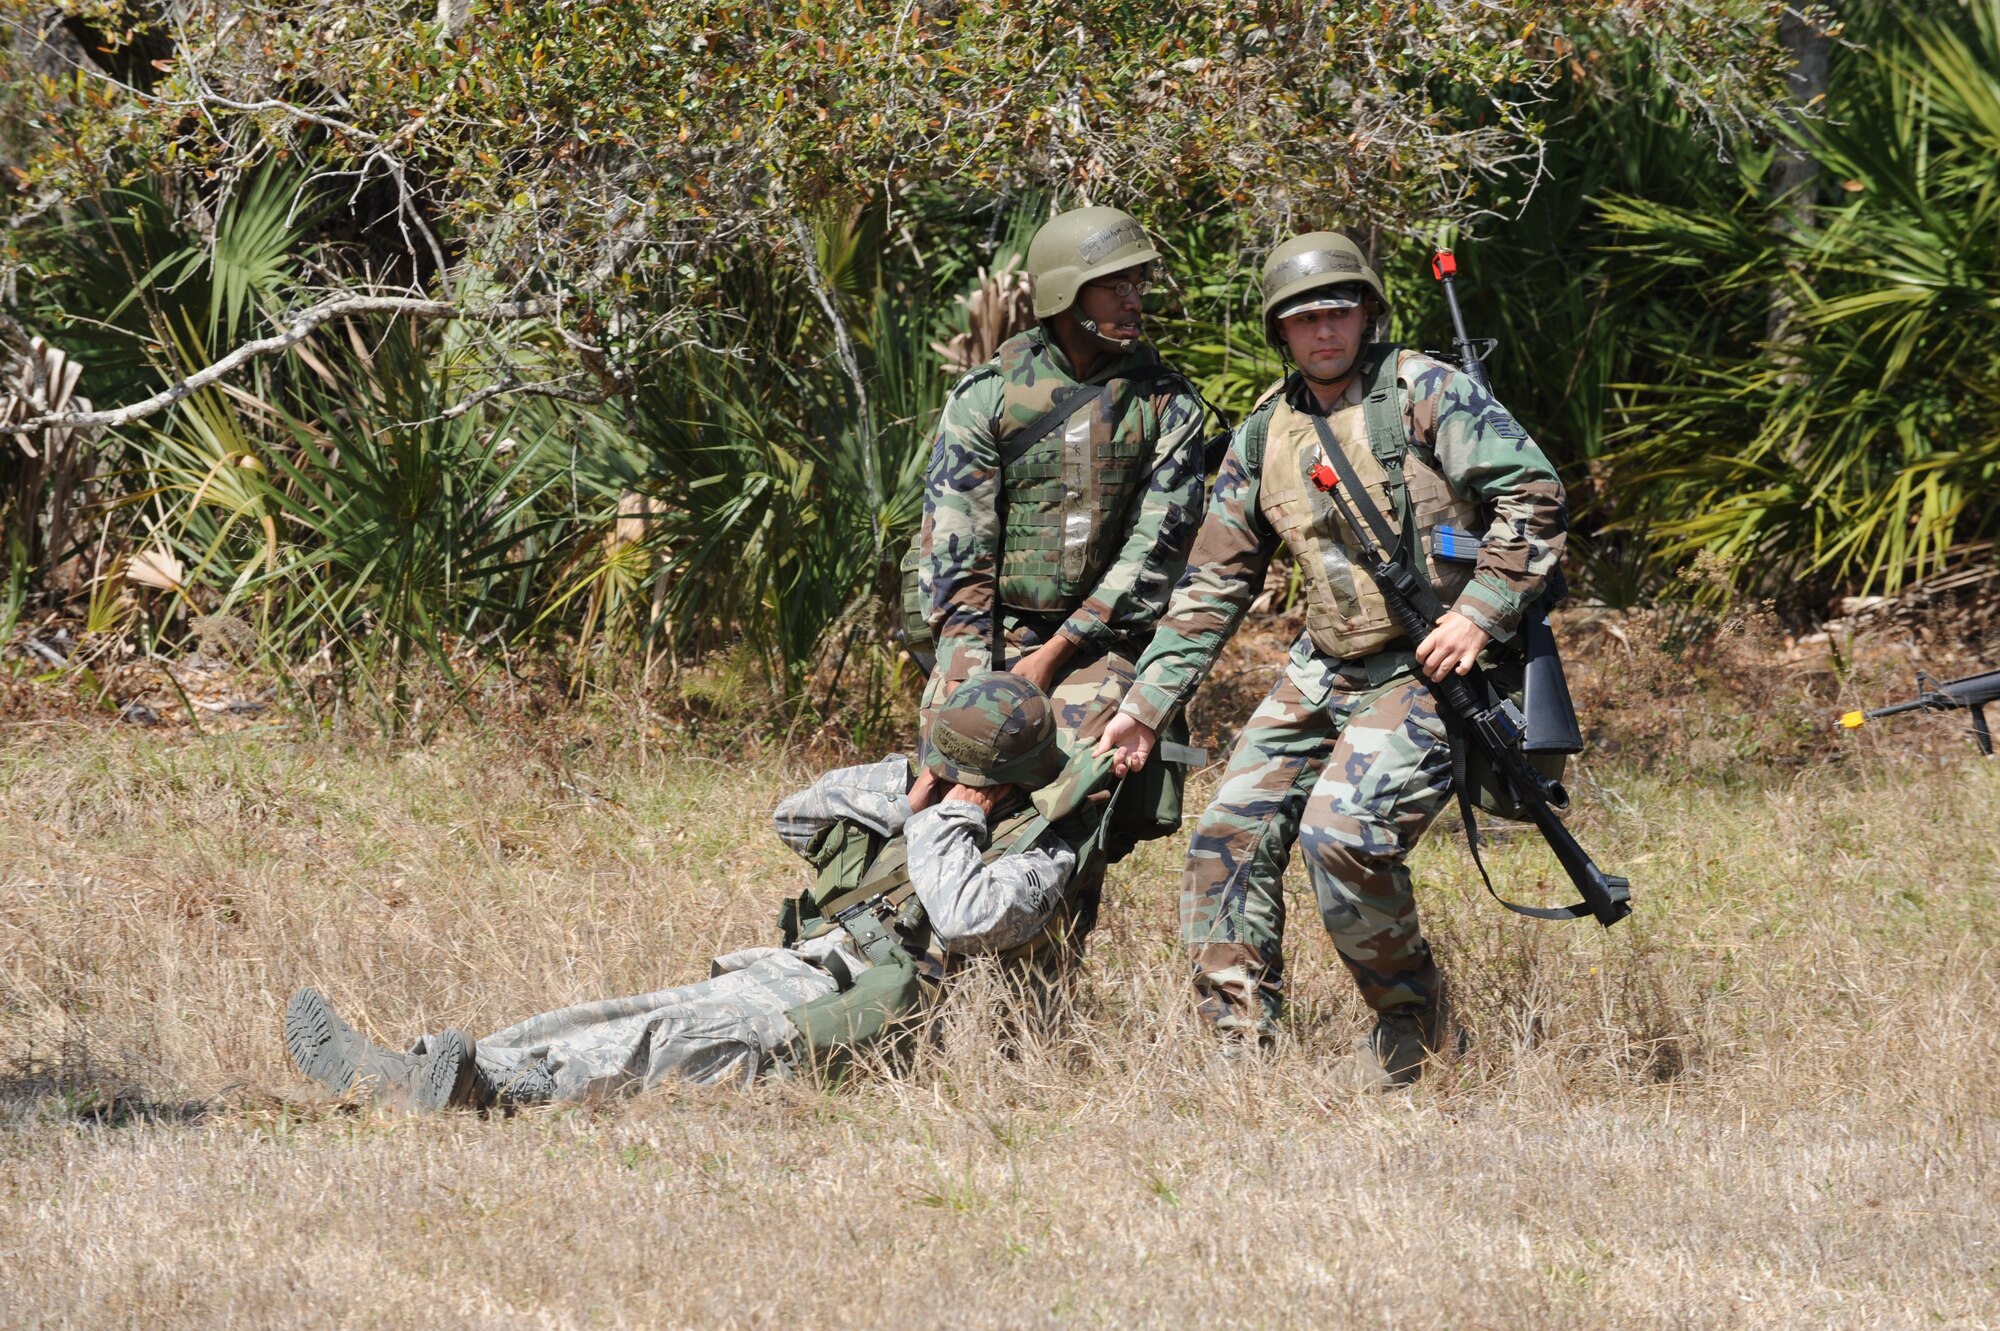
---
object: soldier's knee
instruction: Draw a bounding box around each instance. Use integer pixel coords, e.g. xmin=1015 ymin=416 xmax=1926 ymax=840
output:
xmin=1298 ymin=808 xmax=1401 ymax=873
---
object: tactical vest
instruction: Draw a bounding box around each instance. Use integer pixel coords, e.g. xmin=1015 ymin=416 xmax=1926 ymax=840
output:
xmin=774 ymin=801 xmax=1100 ymax=1063
xmin=993 ymin=331 xmax=1165 ymax=615
xmin=1257 ymin=349 xmax=1484 ymax=660
xmin=779 ymin=802 xmax=1085 ymax=979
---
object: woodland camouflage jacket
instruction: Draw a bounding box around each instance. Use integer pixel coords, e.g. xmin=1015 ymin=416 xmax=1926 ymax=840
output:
xmin=1121 ymin=351 xmax=1567 ymax=731
xmin=921 ymin=328 xmax=1208 ymax=683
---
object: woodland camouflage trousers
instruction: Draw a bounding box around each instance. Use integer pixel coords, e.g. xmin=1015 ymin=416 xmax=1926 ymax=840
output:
xmin=1183 ymin=667 xmax=1455 ymax=1035
xmin=921 ymin=621 xmax=1137 ymax=755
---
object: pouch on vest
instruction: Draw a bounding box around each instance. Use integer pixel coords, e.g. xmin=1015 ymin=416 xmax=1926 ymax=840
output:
xmin=898 ymin=537 xmax=934 ymax=663
xmin=780 ymin=944 xmax=923 ymax=1069
xmin=778 ymin=819 xmax=888 ymax=947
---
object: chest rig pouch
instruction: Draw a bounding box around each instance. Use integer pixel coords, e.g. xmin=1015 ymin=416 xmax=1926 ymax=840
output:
xmin=1258 ymin=348 xmax=1578 ymax=819
xmin=899 ymin=336 xmax=1183 ymax=662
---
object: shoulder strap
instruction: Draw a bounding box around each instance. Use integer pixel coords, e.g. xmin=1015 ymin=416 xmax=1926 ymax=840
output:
xmin=1238 ymin=389 xmax=1281 ymax=478
xmin=1359 ymin=345 xmax=1416 ymax=562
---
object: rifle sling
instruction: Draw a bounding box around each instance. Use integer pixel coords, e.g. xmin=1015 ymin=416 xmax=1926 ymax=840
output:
xmin=1448 ymin=750 xmax=1593 ymax=922
xmin=1304 ymin=412 xmax=1450 ymax=625
xmin=1307 ymin=394 xmax=1595 ymax=921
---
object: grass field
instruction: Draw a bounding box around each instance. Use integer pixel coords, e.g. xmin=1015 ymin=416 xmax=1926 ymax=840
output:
xmin=2 ymin=698 xmax=1997 ymax=1328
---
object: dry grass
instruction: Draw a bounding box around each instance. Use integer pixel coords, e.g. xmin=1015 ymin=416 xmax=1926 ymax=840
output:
xmin=1 ymin=707 xmax=1997 ymax=1328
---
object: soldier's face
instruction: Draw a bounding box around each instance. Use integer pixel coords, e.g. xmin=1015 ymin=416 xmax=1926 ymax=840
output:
xmin=1075 ymin=264 xmax=1149 ymax=342
xmin=1280 ymin=304 xmax=1367 ymax=381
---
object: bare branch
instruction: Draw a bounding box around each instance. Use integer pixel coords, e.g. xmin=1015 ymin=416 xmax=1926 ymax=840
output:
xmin=394 ymin=375 xmax=615 ymax=427
xmin=0 ymin=296 xmax=561 ymax=435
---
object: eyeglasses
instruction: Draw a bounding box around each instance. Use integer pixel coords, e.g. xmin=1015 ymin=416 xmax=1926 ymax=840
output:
xmin=1084 ymin=278 xmax=1154 ymax=299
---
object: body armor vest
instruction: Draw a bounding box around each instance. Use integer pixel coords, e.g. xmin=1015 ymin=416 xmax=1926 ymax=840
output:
xmin=1258 ymin=351 xmax=1484 ymax=660
xmin=993 ymin=331 xmax=1165 ymax=614
xmin=786 ymin=802 xmax=1087 ymax=981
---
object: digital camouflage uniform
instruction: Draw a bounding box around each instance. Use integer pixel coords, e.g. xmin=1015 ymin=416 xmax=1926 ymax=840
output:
xmin=918 ymin=323 xmax=1208 ymax=751
xmin=285 ymin=678 xmax=1093 ymax=1108
xmin=1120 ymin=354 xmax=1567 ymax=1034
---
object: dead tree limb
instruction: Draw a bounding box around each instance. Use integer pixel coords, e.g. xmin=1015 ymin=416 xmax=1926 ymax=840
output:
xmin=0 ymin=294 xmax=562 ymax=435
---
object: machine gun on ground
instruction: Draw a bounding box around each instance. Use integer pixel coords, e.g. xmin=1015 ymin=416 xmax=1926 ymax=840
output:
xmin=1840 ymin=669 xmax=2000 ymax=756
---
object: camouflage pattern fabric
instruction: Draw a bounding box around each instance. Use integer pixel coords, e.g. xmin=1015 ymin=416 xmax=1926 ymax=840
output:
xmin=908 ymin=801 xmax=1075 ymax=953
xmin=1185 ymin=670 xmax=1452 ymax=1034
xmin=1121 ymin=357 xmax=1566 ymax=733
xmin=772 ymin=755 xmax=914 ymax=852
xmin=1123 ymin=353 xmax=1565 ymax=1032
xmin=463 ymin=948 xmax=841 ymax=1099
xmin=921 ymin=672 xmax=1067 ymax=790
xmin=920 ymin=630 xmax=1137 ymax=759
xmin=920 ymin=326 xmax=1207 ymax=702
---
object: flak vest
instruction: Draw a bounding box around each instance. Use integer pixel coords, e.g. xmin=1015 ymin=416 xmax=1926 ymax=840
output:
xmin=992 ymin=332 xmax=1165 ymax=614
xmin=1257 ymin=349 xmax=1484 ymax=660
xmin=774 ymin=800 xmax=1100 ymax=1062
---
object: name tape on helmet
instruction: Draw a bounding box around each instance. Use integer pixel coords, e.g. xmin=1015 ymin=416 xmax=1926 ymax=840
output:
xmin=1077 ymin=219 xmax=1148 ymax=265
xmin=931 ymin=720 xmax=995 ymax=769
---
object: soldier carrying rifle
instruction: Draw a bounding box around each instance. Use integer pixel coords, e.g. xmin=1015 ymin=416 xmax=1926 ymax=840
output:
xmin=1096 ymin=232 xmax=1579 ymax=1087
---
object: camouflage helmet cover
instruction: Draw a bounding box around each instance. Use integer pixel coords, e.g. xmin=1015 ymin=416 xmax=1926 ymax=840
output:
xmin=1026 ymin=206 xmax=1162 ymax=320
xmin=1259 ymin=232 xmax=1390 ymax=346
xmin=921 ymin=674 xmax=1067 ymax=790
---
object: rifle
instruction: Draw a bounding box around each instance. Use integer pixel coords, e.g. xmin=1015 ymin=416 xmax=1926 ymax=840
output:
xmin=1431 ymin=249 xmax=1497 ymax=393
xmin=1304 ymin=435 xmax=1632 ymax=926
xmin=1289 ymin=246 xmax=1633 ymax=927
xmin=1840 ymin=668 xmax=2000 ymax=756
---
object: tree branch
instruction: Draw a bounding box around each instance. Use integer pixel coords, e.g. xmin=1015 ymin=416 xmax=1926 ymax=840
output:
xmin=0 ymin=295 xmax=561 ymax=434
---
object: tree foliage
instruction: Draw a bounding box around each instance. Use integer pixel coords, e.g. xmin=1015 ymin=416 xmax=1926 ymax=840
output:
xmin=2 ymin=0 xmax=1865 ymax=733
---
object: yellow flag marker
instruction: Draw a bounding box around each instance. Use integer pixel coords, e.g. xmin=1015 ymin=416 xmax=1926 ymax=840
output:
xmin=1839 ymin=711 xmax=1867 ymax=729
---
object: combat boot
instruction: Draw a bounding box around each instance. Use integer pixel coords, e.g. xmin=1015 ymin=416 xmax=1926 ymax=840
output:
xmin=1346 ymin=991 xmax=1453 ymax=1092
xmin=285 ymin=987 xmax=478 ymax=1111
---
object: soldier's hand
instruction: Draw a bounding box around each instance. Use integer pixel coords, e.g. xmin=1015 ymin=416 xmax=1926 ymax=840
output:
xmin=908 ymin=767 xmax=945 ymax=813
xmin=1416 ymin=611 xmax=1491 ymax=682
xmin=1093 ymin=712 xmax=1157 ymax=777
xmin=943 ymin=783 xmax=1003 ymax=817
xmin=1010 ymin=635 xmax=1075 ymax=695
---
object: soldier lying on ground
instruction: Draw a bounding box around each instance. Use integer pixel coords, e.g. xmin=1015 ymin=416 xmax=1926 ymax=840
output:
xmin=283 ymin=676 xmax=1112 ymax=1112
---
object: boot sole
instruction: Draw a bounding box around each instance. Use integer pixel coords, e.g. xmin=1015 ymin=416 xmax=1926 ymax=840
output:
xmin=415 ymin=1030 xmax=478 ymax=1111
xmin=285 ymin=987 xmax=359 ymax=1095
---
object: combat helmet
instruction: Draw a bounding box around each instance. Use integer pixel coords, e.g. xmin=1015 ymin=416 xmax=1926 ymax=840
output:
xmin=1259 ymin=232 xmax=1390 ymax=347
xmin=1027 ymin=206 xmax=1162 ymax=342
xmin=921 ymin=674 xmax=1068 ymax=790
